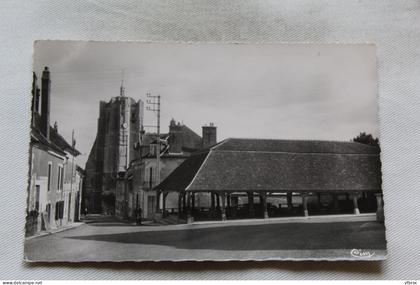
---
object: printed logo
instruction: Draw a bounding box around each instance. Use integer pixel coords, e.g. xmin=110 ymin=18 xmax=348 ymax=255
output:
xmin=350 ymin=249 xmax=375 ymax=258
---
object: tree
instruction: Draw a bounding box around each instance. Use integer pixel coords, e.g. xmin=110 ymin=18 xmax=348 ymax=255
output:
xmin=353 ymin=132 xmax=380 ymax=147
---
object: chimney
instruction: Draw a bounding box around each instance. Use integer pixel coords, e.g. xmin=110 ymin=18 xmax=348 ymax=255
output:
xmin=40 ymin=66 xmax=51 ymax=140
xmin=168 ymin=119 xmax=183 ymax=153
xmin=202 ymin=122 xmax=217 ymax=149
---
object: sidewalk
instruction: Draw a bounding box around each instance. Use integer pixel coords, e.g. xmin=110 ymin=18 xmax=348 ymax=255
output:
xmin=191 ymin=212 xmax=377 ymax=226
xmin=25 ymin=222 xmax=84 ymax=240
xmin=124 ymin=213 xmax=378 ymax=232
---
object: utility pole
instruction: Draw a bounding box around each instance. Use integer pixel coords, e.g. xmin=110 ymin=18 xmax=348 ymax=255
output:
xmin=146 ymin=93 xmax=161 ymax=216
xmin=70 ymin=129 xmax=75 ymax=222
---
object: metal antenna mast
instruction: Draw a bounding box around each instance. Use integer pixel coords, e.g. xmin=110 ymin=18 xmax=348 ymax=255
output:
xmin=120 ymin=70 xmax=125 ymax=97
xmin=146 ymin=93 xmax=161 ymax=213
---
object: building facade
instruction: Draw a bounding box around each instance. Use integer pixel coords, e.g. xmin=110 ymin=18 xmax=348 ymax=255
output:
xmin=117 ymin=119 xmax=217 ymax=221
xmin=26 ymin=67 xmax=84 ymax=237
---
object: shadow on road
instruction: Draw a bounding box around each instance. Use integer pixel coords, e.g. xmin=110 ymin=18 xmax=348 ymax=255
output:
xmin=67 ymin=221 xmax=386 ymax=251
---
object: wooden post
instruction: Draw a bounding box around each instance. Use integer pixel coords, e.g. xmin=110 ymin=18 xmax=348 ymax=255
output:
xmin=302 ymin=193 xmax=309 ymax=217
xmin=182 ymin=192 xmax=186 ymax=212
xmin=261 ymin=192 xmax=268 ymax=219
xmin=247 ymin=192 xmax=255 ymax=217
xmin=221 ymin=192 xmax=227 ymax=221
xmin=287 ymin=192 xmax=293 ymax=209
xmin=375 ymin=193 xmax=384 ymax=222
xmin=317 ymin=192 xmax=322 ymax=207
xmin=333 ymin=193 xmax=339 ymax=212
xmin=178 ymin=192 xmax=182 ymax=219
xmin=352 ymin=192 xmax=360 ymax=215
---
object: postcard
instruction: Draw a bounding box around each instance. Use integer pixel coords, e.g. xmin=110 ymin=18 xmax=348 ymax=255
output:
xmin=24 ymin=41 xmax=386 ymax=261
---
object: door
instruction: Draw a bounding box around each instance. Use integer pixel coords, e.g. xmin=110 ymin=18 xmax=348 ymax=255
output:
xmin=68 ymin=193 xmax=72 ymax=222
xmin=74 ymin=191 xmax=80 ymax=221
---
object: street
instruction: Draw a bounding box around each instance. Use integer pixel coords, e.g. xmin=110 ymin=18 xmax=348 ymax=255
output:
xmin=24 ymin=215 xmax=387 ymax=261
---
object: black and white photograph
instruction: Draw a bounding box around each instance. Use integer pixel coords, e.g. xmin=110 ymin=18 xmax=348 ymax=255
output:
xmin=24 ymin=41 xmax=386 ymax=262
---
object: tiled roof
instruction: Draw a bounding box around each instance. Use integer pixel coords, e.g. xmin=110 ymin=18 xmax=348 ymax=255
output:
xmin=155 ymin=151 xmax=209 ymax=192
xmin=179 ymin=125 xmax=202 ymax=150
xmin=214 ymin=138 xmax=380 ymax=154
xmin=49 ymin=127 xmax=81 ymax=156
xmin=155 ymin=138 xmax=382 ymax=193
xmin=31 ymin=127 xmax=67 ymax=156
xmin=31 ymin=126 xmax=81 ymax=157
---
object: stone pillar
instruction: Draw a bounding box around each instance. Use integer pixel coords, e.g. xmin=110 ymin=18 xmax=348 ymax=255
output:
xmin=191 ymin=192 xmax=195 ymax=212
xmin=287 ymin=192 xmax=293 ymax=209
xmin=221 ymin=192 xmax=227 ymax=221
xmin=178 ymin=192 xmax=182 ymax=218
xmin=261 ymin=192 xmax=269 ymax=219
xmin=182 ymin=192 xmax=187 ymax=212
xmin=247 ymin=192 xmax=255 ymax=217
xmin=186 ymin=192 xmax=194 ymax=224
xmin=352 ymin=192 xmax=360 ymax=215
xmin=302 ymin=193 xmax=309 ymax=217
xmin=186 ymin=191 xmax=191 ymax=209
xmin=375 ymin=193 xmax=384 ymax=222
xmin=211 ymin=193 xmax=215 ymax=209
xmin=162 ymin=192 xmax=167 ymax=217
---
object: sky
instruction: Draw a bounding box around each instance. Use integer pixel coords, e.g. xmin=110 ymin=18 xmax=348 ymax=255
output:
xmin=33 ymin=41 xmax=378 ymax=166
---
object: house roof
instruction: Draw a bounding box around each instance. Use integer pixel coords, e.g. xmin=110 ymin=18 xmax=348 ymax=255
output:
xmin=31 ymin=126 xmax=81 ymax=157
xmin=31 ymin=127 xmax=67 ymax=156
xmin=154 ymin=151 xmax=209 ymax=192
xmin=155 ymin=138 xmax=382 ymax=193
xmin=215 ymin=138 xmax=380 ymax=154
xmin=49 ymin=127 xmax=81 ymax=156
xmin=178 ymin=125 xmax=202 ymax=150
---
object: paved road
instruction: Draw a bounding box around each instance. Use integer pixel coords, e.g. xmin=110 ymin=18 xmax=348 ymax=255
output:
xmin=24 ymin=215 xmax=387 ymax=261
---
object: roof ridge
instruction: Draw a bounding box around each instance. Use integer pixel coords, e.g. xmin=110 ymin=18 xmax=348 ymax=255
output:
xmin=214 ymin=149 xmax=380 ymax=156
xmin=226 ymin=137 xmax=374 ymax=144
xmin=185 ymin=150 xmax=212 ymax=191
xmin=211 ymin=138 xmax=231 ymax=150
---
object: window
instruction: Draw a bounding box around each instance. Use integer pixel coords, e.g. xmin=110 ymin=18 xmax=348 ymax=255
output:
xmin=61 ymin=165 xmax=64 ymax=189
xmin=68 ymin=193 xmax=72 ymax=222
xmin=35 ymin=185 xmax=40 ymax=211
xmin=55 ymin=201 xmax=64 ymax=220
xmin=47 ymin=163 xmax=52 ymax=191
xmin=57 ymin=165 xmax=61 ymax=190
xmin=46 ymin=204 xmax=51 ymax=223
xmin=149 ymin=167 xmax=153 ymax=189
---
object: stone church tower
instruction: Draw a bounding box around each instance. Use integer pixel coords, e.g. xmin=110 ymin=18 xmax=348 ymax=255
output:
xmin=84 ymin=83 xmax=144 ymax=214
